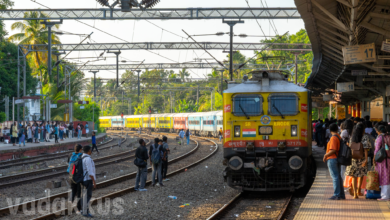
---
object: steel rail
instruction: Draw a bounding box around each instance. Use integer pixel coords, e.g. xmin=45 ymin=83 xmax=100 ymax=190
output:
xmin=31 ymin=136 xmax=217 ymax=220
xmin=0 ymin=135 xmax=112 ymax=166
xmin=0 ymin=137 xmax=128 ymax=183
xmin=0 ymin=137 xmax=115 ymax=169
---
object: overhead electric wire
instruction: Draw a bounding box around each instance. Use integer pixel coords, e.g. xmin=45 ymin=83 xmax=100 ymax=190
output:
xmin=182 ymin=30 xmax=227 ymax=70
xmin=243 ymin=0 xmax=267 ymax=37
xmin=31 ymin=1 xmax=184 ymax=69
xmin=261 ymin=0 xmax=279 ymax=35
xmin=233 ymin=31 xmax=289 ymax=72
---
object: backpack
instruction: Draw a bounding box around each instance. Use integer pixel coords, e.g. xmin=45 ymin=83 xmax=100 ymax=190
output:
xmin=350 ymin=142 xmax=364 ymax=160
xmin=366 ymin=134 xmax=376 ymax=158
xmin=335 ymin=135 xmax=352 ymax=166
xmin=151 ymin=144 xmax=161 ymax=164
xmin=67 ymin=153 xmax=81 ymax=173
xmin=69 ymin=155 xmax=87 ymax=184
xmin=186 ymin=130 xmax=189 ymax=137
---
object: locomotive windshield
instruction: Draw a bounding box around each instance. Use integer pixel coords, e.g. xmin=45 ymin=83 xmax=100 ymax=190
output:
xmin=233 ymin=94 xmax=263 ymax=116
xmin=268 ymin=94 xmax=298 ymax=116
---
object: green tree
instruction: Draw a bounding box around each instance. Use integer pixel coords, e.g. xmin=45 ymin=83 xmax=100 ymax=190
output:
xmin=73 ymin=98 xmax=100 ymax=126
xmin=0 ymin=112 xmax=5 ymax=123
xmin=0 ymin=0 xmax=14 ymax=40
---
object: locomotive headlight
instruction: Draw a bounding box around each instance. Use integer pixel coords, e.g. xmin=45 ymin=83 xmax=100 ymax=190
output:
xmin=228 ymin=156 xmax=243 ymax=170
xmin=291 ymin=125 xmax=297 ymax=137
xmin=289 ymin=156 xmax=303 ymax=170
xmin=234 ymin=126 xmax=241 ymax=137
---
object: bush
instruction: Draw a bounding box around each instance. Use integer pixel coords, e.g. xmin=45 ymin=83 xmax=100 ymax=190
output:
xmin=0 ymin=112 xmax=5 ymax=123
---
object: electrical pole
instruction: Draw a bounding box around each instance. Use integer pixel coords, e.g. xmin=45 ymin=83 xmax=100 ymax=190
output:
xmin=53 ymin=51 xmax=66 ymax=87
xmin=136 ymin=70 xmax=141 ymax=101
xmin=219 ymin=69 xmax=224 ymax=95
xmin=291 ymin=52 xmax=304 ymax=84
xmin=223 ymin=19 xmax=244 ymax=81
xmin=40 ymin=20 xmax=63 ymax=76
xmin=107 ymin=50 xmax=121 ymax=87
xmin=89 ymin=70 xmax=99 ymax=101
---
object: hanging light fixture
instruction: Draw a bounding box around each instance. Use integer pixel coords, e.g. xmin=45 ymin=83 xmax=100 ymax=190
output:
xmin=376 ymin=101 xmax=380 ymax=107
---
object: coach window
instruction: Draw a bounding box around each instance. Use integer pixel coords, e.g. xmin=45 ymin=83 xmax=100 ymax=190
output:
xmin=232 ymin=94 xmax=263 ymax=116
xmin=268 ymin=93 xmax=299 ymax=116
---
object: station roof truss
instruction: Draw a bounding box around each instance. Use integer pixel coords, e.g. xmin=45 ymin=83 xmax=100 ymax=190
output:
xmin=0 ymin=8 xmax=301 ymax=20
xmin=18 ymin=42 xmax=312 ymax=55
xmin=295 ymin=0 xmax=390 ymax=104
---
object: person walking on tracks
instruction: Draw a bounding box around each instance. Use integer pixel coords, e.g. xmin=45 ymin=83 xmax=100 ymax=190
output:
xmin=135 ymin=139 xmax=149 ymax=191
xmin=323 ymin=123 xmax=346 ymax=200
xmin=149 ymin=138 xmax=166 ymax=187
xmin=67 ymin=144 xmax=83 ymax=214
xmin=81 ymin=145 xmax=96 ymax=217
xmin=185 ymin=129 xmax=191 ymax=145
xmin=91 ymin=131 xmax=99 ymax=154
xmin=161 ymin=136 xmax=170 ymax=181
xmin=179 ymin=129 xmax=185 ymax=146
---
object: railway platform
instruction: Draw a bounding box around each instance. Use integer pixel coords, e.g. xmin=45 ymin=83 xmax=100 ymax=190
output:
xmin=294 ymin=144 xmax=390 ymax=220
xmin=0 ymin=133 xmax=107 ymax=160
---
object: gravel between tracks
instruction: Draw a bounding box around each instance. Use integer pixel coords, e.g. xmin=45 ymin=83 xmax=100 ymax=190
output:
xmin=58 ymin=139 xmax=240 ymax=220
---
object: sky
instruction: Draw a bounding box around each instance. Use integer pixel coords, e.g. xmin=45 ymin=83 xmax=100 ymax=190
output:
xmin=4 ymin=0 xmax=305 ymax=79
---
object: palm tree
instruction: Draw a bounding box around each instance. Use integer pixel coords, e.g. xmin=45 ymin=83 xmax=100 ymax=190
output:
xmin=8 ymin=11 xmax=61 ymax=70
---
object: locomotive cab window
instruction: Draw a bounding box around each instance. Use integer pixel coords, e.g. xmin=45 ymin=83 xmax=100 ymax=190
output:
xmin=232 ymin=94 xmax=263 ymax=116
xmin=268 ymin=93 xmax=299 ymax=116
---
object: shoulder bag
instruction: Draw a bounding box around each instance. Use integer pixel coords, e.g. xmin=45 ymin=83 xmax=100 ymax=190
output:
xmin=134 ymin=157 xmax=147 ymax=168
xmin=375 ymin=135 xmax=387 ymax=163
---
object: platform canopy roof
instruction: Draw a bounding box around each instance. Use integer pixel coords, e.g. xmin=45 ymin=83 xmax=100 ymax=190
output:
xmin=295 ymin=0 xmax=390 ymax=105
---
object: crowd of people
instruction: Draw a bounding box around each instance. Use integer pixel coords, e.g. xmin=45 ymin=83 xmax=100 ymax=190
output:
xmin=320 ymin=116 xmax=390 ymax=201
xmin=0 ymin=121 xmax=89 ymax=146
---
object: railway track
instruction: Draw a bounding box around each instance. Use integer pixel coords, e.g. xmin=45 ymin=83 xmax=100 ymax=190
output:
xmin=207 ymin=192 xmax=292 ymax=220
xmin=0 ymin=136 xmax=132 ymax=187
xmin=2 ymin=134 xmax=218 ymax=219
xmin=0 ymin=136 xmax=114 ymax=170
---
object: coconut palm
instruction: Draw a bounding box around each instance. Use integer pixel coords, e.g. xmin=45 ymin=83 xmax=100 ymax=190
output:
xmin=8 ymin=11 xmax=61 ymax=70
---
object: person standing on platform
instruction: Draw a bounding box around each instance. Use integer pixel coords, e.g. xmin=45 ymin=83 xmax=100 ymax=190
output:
xmin=54 ymin=122 xmax=59 ymax=143
xmin=345 ymin=123 xmax=370 ymax=199
xmin=19 ymin=125 xmax=25 ymax=147
xmin=11 ymin=122 xmax=18 ymax=146
xmin=27 ymin=124 xmax=32 ymax=143
xmin=34 ymin=122 xmax=39 ymax=143
xmin=69 ymin=123 xmax=73 ymax=138
xmin=45 ymin=122 xmax=50 ymax=142
xmin=185 ymin=129 xmax=191 ymax=145
xmin=179 ymin=129 xmax=185 ymax=146
xmin=85 ymin=122 xmax=89 ymax=138
xmin=374 ymin=125 xmax=390 ymax=201
xmin=315 ymin=120 xmax=324 ymax=148
xmin=323 ymin=123 xmax=345 ymax=200
xmin=340 ymin=120 xmax=353 ymax=182
xmin=77 ymin=124 xmax=82 ymax=140
xmin=0 ymin=124 xmax=3 ymax=143
xmin=135 ymin=139 xmax=149 ymax=191
xmin=91 ymin=132 xmax=99 ymax=154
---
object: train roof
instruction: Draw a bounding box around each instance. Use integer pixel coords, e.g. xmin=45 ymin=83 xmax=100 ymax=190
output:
xmin=224 ymin=71 xmax=308 ymax=94
xmin=224 ymin=80 xmax=307 ymax=94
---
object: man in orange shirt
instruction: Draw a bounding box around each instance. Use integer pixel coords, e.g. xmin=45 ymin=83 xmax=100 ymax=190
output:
xmin=323 ymin=123 xmax=346 ymax=200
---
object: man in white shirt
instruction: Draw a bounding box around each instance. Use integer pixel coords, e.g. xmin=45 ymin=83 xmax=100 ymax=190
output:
xmin=81 ymin=145 xmax=96 ymax=217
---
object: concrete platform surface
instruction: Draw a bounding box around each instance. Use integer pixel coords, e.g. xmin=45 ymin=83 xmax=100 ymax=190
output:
xmin=294 ymin=145 xmax=390 ymax=220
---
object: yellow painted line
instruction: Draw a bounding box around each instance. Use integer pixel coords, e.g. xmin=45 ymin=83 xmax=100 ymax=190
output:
xmin=378 ymin=200 xmax=390 ymax=219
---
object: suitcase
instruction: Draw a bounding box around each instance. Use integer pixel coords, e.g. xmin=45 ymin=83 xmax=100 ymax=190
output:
xmin=366 ymin=189 xmax=381 ymax=199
